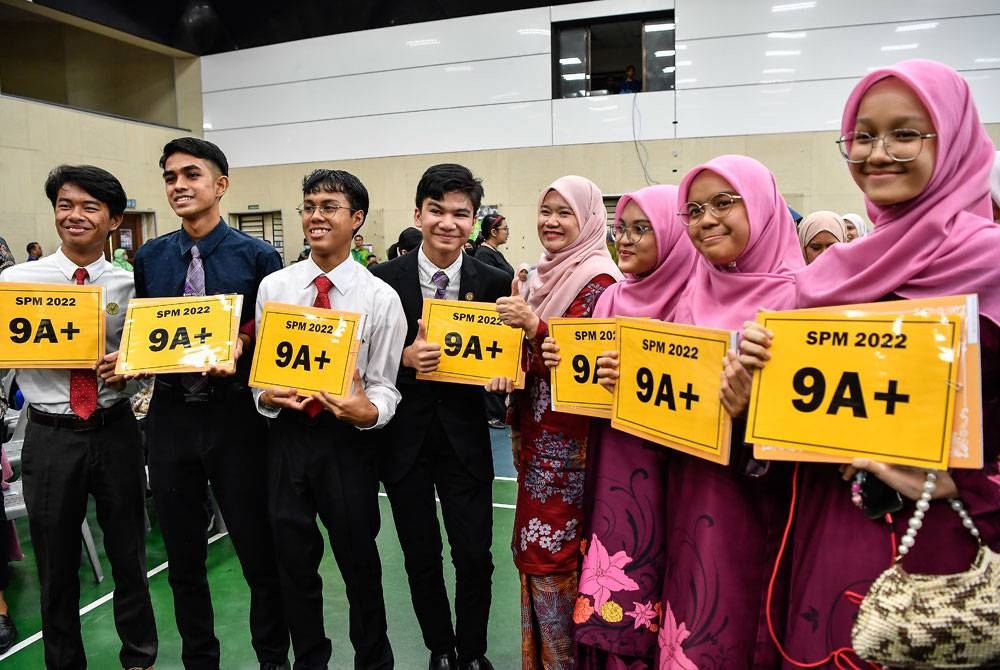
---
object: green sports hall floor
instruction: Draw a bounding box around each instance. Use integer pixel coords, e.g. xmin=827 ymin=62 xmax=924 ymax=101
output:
xmin=0 ymin=431 xmax=522 ymax=669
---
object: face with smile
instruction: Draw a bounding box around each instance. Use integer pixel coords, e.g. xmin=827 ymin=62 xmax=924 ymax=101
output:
xmin=537 ymin=190 xmax=581 ymax=254
xmin=615 ymin=200 xmax=658 ymax=275
xmin=301 ymin=191 xmax=362 ymax=269
xmin=803 ymin=230 xmax=839 ymax=264
xmin=415 ymin=191 xmax=476 ymax=266
xmin=162 ymin=152 xmax=228 ymax=224
xmin=844 ymin=220 xmax=859 ymax=241
xmin=53 ymin=182 xmax=122 ymax=264
xmin=685 ymin=171 xmax=750 ymax=266
xmin=848 ymin=77 xmax=936 ymax=207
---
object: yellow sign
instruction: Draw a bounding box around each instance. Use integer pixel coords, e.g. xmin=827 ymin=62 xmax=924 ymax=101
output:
xmin=249 ymin=302 xmax=362 ymax=399
xmin=0 ymin=282 xmax=106 ymax=368
xmin=549 ymin=318 xmax=617 ymax=418
xmin=612 ymin=318 xmax=736 ymax=464
xmin=747 ymin=310 xmax=962 ymax=469
xmin=417 ymin=299 xmax=525 ymax=388
xmin=116 ymin=295 xmax=242 ymax=374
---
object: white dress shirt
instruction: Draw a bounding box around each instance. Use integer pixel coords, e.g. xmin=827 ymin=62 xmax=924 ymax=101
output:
xmin=253 ymin=255 xmax=407 ymax=429
xmin=0 ymin=248 xmax=148 ymax=414
xmin=417 ymin=244 xmax=462 ymax=301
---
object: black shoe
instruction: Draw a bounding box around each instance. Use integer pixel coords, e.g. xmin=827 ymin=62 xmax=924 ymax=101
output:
xmin=0 ymin=614 xmax=17 ymax=654
xmin=487 ymin=419 xmax=506 ymax=429
xmin=460 ymin=657 xmax=494 ymax=670
xmin=429 ymin=650 xmax=457 ymax=670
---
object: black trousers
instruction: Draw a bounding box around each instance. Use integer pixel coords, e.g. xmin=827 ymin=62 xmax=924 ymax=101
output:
xmin=22 ymin=408 xmax=156 ymax=670
xmin=145 ymin=381 xmax=288 ymax=669
xmin=267 ymin=412 xmax=392 ymax=670
xmin=384 ymin=415 xmax=494 ymax=663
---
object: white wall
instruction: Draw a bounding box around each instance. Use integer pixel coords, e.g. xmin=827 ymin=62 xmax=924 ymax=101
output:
xmin=201 ymin=0 xmax=1000 ymax=168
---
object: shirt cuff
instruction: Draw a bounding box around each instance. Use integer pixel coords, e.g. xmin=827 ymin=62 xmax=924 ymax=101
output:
xmin=253 ymin=387 xmax=282 ymax=418
xmin=359 ymin=395 xmax=390 ymax=431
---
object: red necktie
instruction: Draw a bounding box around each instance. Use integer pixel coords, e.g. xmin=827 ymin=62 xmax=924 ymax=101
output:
xmin=70 ymin=268 xmax=98 ymax=420
xmin=305 ymin=275 xmax=333 ymax=417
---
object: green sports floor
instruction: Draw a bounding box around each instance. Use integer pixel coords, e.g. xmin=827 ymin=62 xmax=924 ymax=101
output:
xmin=0 ymin=432 xmax=522 ymax=669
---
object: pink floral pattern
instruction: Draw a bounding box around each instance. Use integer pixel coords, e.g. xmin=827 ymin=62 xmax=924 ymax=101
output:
xmin=626 ymin=600 xmax=657 ymax=630
xmin=579 ymin=534 xmax=639 ymax=611
xmin=658 ymin=602 xmax=697 ymax=670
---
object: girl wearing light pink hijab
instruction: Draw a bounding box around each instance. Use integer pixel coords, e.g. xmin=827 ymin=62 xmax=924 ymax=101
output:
xmin=495 ymin=175 xmax=622 ymax=670
xmin=741 ymin=59 xmax=1000 ymax=669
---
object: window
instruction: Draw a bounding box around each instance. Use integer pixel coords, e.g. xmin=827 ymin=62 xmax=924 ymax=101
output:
xmin=552 ymin=11 xmax=675 ymax=98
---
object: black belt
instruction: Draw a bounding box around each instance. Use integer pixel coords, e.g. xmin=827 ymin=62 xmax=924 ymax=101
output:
xmin=154 ymin=377 xmax=242 ymax=404
xmin=29 ymin=401 xmax=132 ymax=432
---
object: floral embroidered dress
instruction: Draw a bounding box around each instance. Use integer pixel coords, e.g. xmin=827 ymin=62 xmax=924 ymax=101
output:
xmin=512 ymin=275 xmax=615 ymax=668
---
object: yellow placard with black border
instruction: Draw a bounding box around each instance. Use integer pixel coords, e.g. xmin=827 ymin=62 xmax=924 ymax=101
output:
xmin=747 ymin=309 xmax=962 ymax=469
xmin=0 ymin=282 xmax=106 ymax=368
xmin=249 ymin=302 xmax=362 ymax=399
xmin=549 ymin=318 xmax=617 ymax=418
xmin=417 ymin=299 xmax=525 ymax=389
xmin=612 ymin=318 xmax=736 ymax=464
xmin=116 ymin=295 xmax=242 ymax=374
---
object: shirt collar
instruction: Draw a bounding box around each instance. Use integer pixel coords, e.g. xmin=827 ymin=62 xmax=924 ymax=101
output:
xmin=52 ymin=247 xmax=113 ymax=282
xmin=417 ymin=243 xmax=463 ymax=277
xmin=300 ymin=255 xmax=357 ymax=296
xmin=177 ymin=218 xmax=229 ymax=257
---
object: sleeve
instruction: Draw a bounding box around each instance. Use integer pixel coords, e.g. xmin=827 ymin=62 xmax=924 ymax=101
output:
xmin=358 ymin=290 xmax=407 ymax=430
xmin=132 ymin=249 xmax=149 ymax=298
xmin=252 ymin=278 xmax=281 ymax=418
xmin=0 ymin=237 xmax=14 ymax=272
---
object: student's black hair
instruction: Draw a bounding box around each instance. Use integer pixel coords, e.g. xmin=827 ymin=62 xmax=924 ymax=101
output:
xmin=414 ymin=163 xmax=484 ymax=212
xmin=302 ymin=169 xmax=369 ymax=228
xmin=475 ymin=212 xmax=506 ymax=245
xmin=159 ymin=137 xmax=229 ymax=176
xmin=43 ymin=165 xmax=127 ymax=218
xmin=26 ymin=242 xmax=39 ymax=254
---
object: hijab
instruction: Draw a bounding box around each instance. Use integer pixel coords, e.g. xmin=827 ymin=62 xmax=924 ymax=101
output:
xmin=672 ymin=155 xmax=805 ymax=330
xmin=593 ymin=185 xmax=698 ymax=321
xmin=795 ymin=59 xmax=1000 ymax=326
xmin=112 ymin=248 xmax=133 ymax=272
xmin=841 ymin=213 xmax=870 ymax=238
xmin=527 ymin=176 xmax=623 ymax=320
xmin=798 ymin=211 xmax=848 ymax=251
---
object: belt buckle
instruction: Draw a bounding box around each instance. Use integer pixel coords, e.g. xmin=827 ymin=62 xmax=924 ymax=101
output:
xmin=72 ymin=415 xmax=101 ymax=432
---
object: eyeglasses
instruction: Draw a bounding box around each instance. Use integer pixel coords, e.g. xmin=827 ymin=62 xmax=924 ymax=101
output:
xmin=678 ymin=193 xmax=743 ymax=226
xmin=835 ymin=129 xmax=937 ymax=164
xmin=297 ymin=203 xmax=357 ymax=218
xmin=612 ymin=222 xmax=653 ymax=244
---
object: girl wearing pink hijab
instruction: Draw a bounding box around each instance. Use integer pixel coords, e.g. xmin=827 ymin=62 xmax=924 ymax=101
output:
xmin=658 ymin=155 xmax=803 ymax=670
xmin=741 ymin=59 xmax=1000 ymax=669
xmin=531 ymin=185 xmax=698 ymax=669
xmin=494 ymin=175 xmax=622 ymax=670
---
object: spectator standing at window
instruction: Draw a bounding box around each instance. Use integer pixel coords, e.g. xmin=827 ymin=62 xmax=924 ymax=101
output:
xmin=620 ymin=65 xmax=642 ymax=94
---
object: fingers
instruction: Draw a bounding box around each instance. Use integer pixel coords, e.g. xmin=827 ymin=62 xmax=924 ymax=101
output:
xmin=511 ymin=278 xmax=520 ymax=297
xmin=484 ymin=377 xmax=514 ymax=393
xmin=416 ymin=318 xmax=427 ymax=341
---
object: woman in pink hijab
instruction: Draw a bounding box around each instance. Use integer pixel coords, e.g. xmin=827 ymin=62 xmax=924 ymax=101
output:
xmin=495 ymin=175 xmax=622 ymax=670
xmin=741 ymin=59 xmax=1000 ymax=669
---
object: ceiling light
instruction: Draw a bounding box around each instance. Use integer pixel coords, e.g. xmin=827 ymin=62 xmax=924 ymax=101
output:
xmin=559 ymin=57 xmax=582 ymax=65
xmin=767 ymin=31 xmax=807 ymax=39
xmin=654 ymin=50 xmax=675 ymax=58
xmin=645 ymin=23 xmax=675 ymax=32
xmin=518 ymin=28 xmax=550 ymax=36
xmin=406 ymin=38 xmax=440 ymax=47
xmin=974 ymin=57 xmax=1000 ymax=63
xmin=763 ymin=67 xmax=795 ymax=73
xmin=676 ymin=60 xmax=692 ymax=66
xmin=895 ymin=22 xmax=938 ymax=32
xmin=771 ymin=1 xmax=816 ymax=11
xmin=662 ymin=66 xmax=676 ymax=73
xmin=676 ymin=77 xmax=697 ymax=84
xmin=562 ymin=73 xmax=587 ymax=81
xmin=203 ymin=122 xmax=213 ymax=130
xmin=766 ymin=50 xmax=801 ymax=56
xmin=881 ymin=43 xmax=918 ymax=51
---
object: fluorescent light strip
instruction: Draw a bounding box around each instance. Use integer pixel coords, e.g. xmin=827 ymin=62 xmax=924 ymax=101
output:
xmin=654 ymin=50 xmax=676 ymax=58
xmin=881 ymin=43 xmax=918 ymax=51
xmin=562 ymin=73 xmax=587 ymax=81
xmin=662 ymin=66 xmax=676 ymax=73
xmin=895 ymin=22 xmax=938 ymax=32
xmin=974 ymin=57 xmax=1000 ymax=63
xmin=645 ymin=23 xmax=675 ymax=32
xmin=766 ymin=50 xmax=801 ymax=56
xmin=772 ymin=1 xmax=816 ymax=11
xmin=676 ymin=60 xmax=692 ymax=66
xmin=763 ymin=68 xmax=795 ymax=74
xmin=767 ymin=31 xmax=807 ymax=39
xmin=406 ymin=38 xmax=439 ymax=47
xmin=559 ymin=57 xmax=582 ymax=65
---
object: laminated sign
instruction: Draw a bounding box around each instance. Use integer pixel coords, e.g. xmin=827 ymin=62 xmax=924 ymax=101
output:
xmin=0 ymin=282 xmax=105 ymax=368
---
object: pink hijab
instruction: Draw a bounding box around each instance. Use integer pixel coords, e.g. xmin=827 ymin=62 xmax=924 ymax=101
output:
xmin=672 ymin=155 xmax=805 ymax=330
xmin=795 ymin=59 xmax=1000 ymax=325
xmin=593 ymin=185 xmax=699 ymax=320
xmin=528 ymin=176 xmax=623 ymax=320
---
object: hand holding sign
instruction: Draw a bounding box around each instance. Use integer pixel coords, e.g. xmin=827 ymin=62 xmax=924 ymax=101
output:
xmin=308 ymin=368 xmax=379 ymax=427
xmin=403 ymin=318 xmax=441 ymax=374
xmin=262 ymin=387 xmax=312 ymax=412
xmin=541 ymin=336 xmax=560 ymax=369
xmin=596 ymin=351 xmax=619 ymax=393
xmin=719 ymin=350 xmax=753 ymax=417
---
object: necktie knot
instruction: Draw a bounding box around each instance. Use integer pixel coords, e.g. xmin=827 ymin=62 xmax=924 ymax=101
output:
xmin=190 ymin=244 xmax=201 ymax=259
xmin=431 ymin=270 xmax=449 ymax=299
xmin=313 ymin=275 xmax=333 ymax=309
xmin=73 ymin=268 xmax=89 ymax=285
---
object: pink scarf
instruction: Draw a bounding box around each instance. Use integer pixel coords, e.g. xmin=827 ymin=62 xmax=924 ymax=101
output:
xmin=593 ymin=185 xmax=699 ymax=320
xmin=795 ymin=59 xmax=1000 ymax=325
xmin=673 ymin=155 xmax=805 ymax=330
xmin=528 ymin=176 xmax=623 ymax=320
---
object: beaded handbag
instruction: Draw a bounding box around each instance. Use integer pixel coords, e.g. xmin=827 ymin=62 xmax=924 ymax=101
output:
xmin=852 ymin=471 xmax=1000 ymax=669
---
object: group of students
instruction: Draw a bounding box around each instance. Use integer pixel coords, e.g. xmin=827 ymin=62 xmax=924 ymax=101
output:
xmin=1 ymin=56 xmax=999 ymax=670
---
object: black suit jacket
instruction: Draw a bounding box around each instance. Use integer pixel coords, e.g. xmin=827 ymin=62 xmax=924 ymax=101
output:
xmin=372 ymin=251 xmax=512 ymax=484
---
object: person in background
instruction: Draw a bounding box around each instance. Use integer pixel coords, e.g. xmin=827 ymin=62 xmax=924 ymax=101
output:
xmin=396 ymin=227 xmax=423 ymax=256
xmin=25 ymin=242 xmax=42 ymax=262
xmin=463 ymin=240 xmax=476 ymax=255
xmin=366 ymin=255 xmax=379 ymax=268
xmin=352 ymin=234 xmax=372 ymax=265
xmin=797 ymin=210 xmax=847 ymax=264
xmin=297 ymin=237 xmax=310 ymax=262
xmin=990 ymin=149 xmax=1000 ymax=223
xmin=0 ymin=237 xmax=14 ymax=272
xmin=841 ymin=212 xmax=870 ymax=240
xmin=512 ymin=263 xmax=531 ymax=300
xmin=112 ymin=247 xmax=134 ymax=271
xmin=473 ymin=213 xmax=514 ymax=280
xmin=620 ymin=65 xmax=641 ymax=94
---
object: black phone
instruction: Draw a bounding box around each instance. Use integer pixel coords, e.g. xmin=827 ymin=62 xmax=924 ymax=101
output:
xmin=858 ymin=472 xmax=904 ymax=520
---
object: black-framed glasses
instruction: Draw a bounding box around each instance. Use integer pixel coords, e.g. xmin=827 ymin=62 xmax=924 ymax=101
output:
xmin=612 ymin=222 xmax=653 ymax=244
xmin=678 ymin=192 xmax=743 ymax=226
xmin=835 ymin=129 xmax=937 ymax=164
xmin=297 ymin=203 xmax=357 ymax=218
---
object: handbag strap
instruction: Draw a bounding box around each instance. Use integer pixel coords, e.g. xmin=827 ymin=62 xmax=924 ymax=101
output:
xmin=896 ymin=470 xmax=984 ymax=560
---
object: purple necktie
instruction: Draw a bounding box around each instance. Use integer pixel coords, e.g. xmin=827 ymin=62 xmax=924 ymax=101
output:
xmin=432 ymin=270 xmax=449 ymax=299
xmin=184 ymin=244 xmax=205 ymax=297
